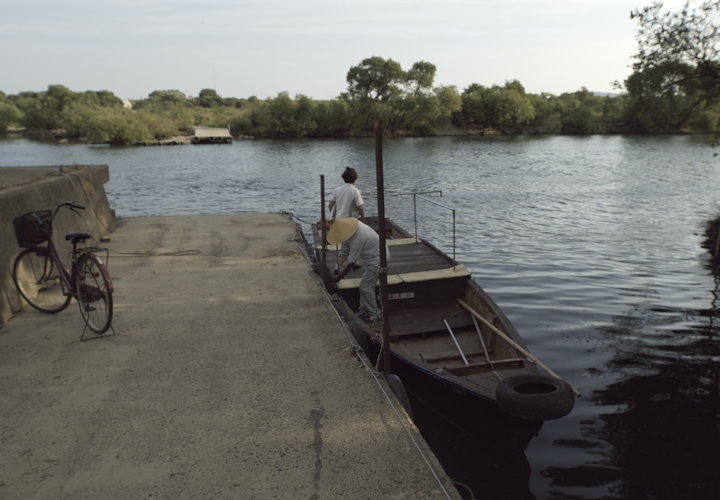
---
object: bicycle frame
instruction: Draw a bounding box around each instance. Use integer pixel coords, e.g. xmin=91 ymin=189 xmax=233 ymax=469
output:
xmin=29 ymin=204 xmax=113 ymax=300
xmin=43 ymin=203 xmax=113 ymax=299
xmin=39 ymin=236 xmax=79 ymax=299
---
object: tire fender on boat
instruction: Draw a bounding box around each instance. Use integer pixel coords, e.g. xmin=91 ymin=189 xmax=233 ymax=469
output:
xmin=496 ymin=374 xmax=575 ymax=421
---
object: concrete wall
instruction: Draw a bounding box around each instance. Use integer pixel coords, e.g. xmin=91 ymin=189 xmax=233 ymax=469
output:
xmin=0 ymin=165 xmax=116 ymax=328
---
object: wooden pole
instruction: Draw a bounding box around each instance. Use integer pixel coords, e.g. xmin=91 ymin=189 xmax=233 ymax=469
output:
xmin=320 ymin=175 xmax=327 ymax=263
xmin=375 ymin=120 xmax=391 ymax=375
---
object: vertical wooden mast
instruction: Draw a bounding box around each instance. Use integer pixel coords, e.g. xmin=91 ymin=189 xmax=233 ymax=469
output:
xmin=320 ymin=174 xmax=327 ymax=263
xmin=374 ymin=120 xmax=391 ymax=374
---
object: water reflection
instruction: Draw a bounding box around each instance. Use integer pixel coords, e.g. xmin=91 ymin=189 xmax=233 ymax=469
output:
xmin=411 ymin=394 xmax=541 ymax=500
xmin=555 ymin=298 xmax=720 ymax=500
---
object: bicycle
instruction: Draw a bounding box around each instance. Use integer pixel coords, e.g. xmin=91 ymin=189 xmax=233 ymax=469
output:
xmin=12 ymin=201 xmax=114 ymax=336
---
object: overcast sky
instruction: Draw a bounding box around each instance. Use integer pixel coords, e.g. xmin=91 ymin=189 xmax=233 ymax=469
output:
xmin=1 ymin=0 xmax=691 ymax=100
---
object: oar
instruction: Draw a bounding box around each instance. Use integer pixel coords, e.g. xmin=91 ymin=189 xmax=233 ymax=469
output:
xmin=442 ymin=319 xmax=469 ymax=365
xmin=458 ymin=298 xmax=581 ymax=397
xmin=470 ymin=314 xmax=501 ymax=381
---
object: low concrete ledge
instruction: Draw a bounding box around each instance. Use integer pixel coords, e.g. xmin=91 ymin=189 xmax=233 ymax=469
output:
xmin=0 ymin=165 xmax=116 ymax=328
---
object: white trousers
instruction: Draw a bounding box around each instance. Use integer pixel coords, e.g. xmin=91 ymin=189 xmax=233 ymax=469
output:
xmin=358 ymin=264 xmax=380 ymax=319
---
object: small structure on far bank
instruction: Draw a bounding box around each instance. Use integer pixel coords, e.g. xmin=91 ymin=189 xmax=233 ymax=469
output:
xmin=135 ymin=126 xmax=234 ymax=146
xmin=192 ymin=127 xmax=233 ymax=144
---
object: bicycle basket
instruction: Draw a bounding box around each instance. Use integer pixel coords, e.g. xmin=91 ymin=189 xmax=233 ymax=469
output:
xmin=13 ymin=210 xmax=52 ymax=248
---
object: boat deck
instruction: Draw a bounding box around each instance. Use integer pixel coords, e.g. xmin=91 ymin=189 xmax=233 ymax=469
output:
xmin=321 ymin=238 xmax=468 ymax=285
xmin=388 ymin=301 xmax=472 ymax=337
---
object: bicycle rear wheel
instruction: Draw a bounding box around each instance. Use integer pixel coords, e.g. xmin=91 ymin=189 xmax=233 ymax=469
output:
xmin=13 ymin=248 xmax=72 ymax=313
xmin=76 ymin=253 xmax=113 ymax=334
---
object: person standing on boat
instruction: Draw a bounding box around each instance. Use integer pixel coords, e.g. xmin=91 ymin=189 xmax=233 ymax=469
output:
xmin=328 ymin=218 xmax=387 ymax=323
xmin=328 ymin=167 xmax=365 ymax=268
xmin=329 ymin=167 xmax=365 ymax=220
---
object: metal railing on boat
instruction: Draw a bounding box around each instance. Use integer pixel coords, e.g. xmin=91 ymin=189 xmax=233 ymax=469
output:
xmin=365 ymin=189 xmax=457 ymax=267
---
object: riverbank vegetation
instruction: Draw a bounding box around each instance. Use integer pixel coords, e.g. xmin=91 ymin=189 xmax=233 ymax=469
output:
xmin=2 ymin=1 xmax=719 ymax=145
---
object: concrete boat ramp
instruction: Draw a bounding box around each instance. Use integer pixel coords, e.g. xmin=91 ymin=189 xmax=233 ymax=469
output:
xmin=0 ymin=213 xmax=458 ymax=499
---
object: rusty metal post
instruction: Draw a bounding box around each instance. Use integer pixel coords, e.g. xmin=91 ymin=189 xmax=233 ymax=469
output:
xmin=374 ymin=120 xmax=391 ymax=375
xmin=320 ymin=175 xmax=327 ymax=263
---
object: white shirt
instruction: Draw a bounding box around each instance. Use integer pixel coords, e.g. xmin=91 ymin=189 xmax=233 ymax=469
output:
xmin=346 ymin=221 xmax=389 ymax=266
xmin=332 ymin=183 xmax=364 ymax=219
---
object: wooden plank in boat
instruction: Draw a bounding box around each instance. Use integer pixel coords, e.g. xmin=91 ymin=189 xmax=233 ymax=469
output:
xmin=386 ymin=241 xmax=454 ymax=274
xmin=421 ymin=349 xmax=491 ymax=363
xmin=388 ymin=303 xmax=473 ymax=339
xmin=446 ymin=358 xmax=526 ymax=376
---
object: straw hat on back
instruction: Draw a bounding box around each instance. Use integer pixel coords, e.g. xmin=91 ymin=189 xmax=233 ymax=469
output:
xmin=327 ymin=218 xmax=359 ymax=244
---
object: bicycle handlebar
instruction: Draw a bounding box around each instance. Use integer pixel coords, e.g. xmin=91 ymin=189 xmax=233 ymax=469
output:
xmin=52 ymin=201 xmax=86 ymax=219
xmin=64 ymin=201 xmax=85 ymax=210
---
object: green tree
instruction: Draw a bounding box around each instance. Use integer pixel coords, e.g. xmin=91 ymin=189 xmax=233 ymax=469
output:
xmin=631 ymin=1 xmax=720 ymax=100
xmin=557 ymin=89 xmax=605 ymax=134
xmin=344 ymin=56 xmax=454 ymax=135
xmin=345 ymin=56 xmax=405 ymax=101
xmin=456 ymin=81 xmax=535 ymax=133
xmin=388 ymin=61 xmax=447 ymax=134
xmin=405 ymin=61 xmax=436 ymax=95
xmin=526 ymin=93 xmax=564 ymax=134
xmin=11 ymin=86 xmax=69 ymax=130
xmin=294 ymin=94 xmax=318 ymax=137
xmin=314 ymin=100 xmax=350 ymax=137
xmin=197 ymin=88 xmax=223 ymax=108
xmin=344 ymin=56 xmax=404 ymax=134
xmin=623 ymin=68 xmax=696 ymax=132
xmin=145 ymin=89 xmax=189 ymax=105
xmin=0 ymin=100 xmax=22 ymax=132
xmin=626 ymin=1 xmax=720 ymax=132
xmin=76 ymin=90 xmax=123 ymax=108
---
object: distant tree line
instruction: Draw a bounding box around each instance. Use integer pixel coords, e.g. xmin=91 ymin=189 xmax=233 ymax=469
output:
xmin=1 ymin=2 xmax=719 ymax=144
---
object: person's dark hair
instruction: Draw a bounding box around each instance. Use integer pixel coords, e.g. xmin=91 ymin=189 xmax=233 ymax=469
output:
xmin=341 ymin=167 xmax=358 ymax=183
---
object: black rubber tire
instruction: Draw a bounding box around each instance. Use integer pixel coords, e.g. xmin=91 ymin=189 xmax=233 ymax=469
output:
xmin=496 ymin=374 xmax=575 ymax=421
xmin=13 ymin=248 xmax=72 ymax=313
xmin=76 ymin=253 xmax=114 ymax=334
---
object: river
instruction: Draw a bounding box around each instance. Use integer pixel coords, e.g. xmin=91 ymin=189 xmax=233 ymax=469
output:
xmin=2 ymin=134 xmax=719 ymax=499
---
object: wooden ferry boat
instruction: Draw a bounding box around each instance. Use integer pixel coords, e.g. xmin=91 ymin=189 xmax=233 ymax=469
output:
xmin=310 ymin=215 xmax=575 ymax=428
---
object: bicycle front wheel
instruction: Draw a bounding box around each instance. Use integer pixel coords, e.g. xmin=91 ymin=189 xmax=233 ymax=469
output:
xmin=76 ymin=253 xmax=113 ymax=334
xmin=13 ymin=248 xmax=72 ymax=313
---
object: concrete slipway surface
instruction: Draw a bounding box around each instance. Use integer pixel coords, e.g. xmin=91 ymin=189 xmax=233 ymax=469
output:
xmin=0 ymin=213 xmax=459 ymax=499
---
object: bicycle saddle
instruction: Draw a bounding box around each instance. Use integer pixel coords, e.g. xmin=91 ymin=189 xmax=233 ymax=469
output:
xmin=65 ymin=232 xmax=91 ymax=243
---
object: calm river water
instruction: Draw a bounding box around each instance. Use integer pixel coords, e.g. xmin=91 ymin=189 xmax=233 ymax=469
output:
xmin=2 ymin=135 xmax=719 ymax=499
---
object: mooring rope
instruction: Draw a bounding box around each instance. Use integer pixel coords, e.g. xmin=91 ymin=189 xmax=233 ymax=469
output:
xmin=351 ymin=346 xmax=456 ymax=500
xmin=105 ymin=249 xmax=202 ymax=257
